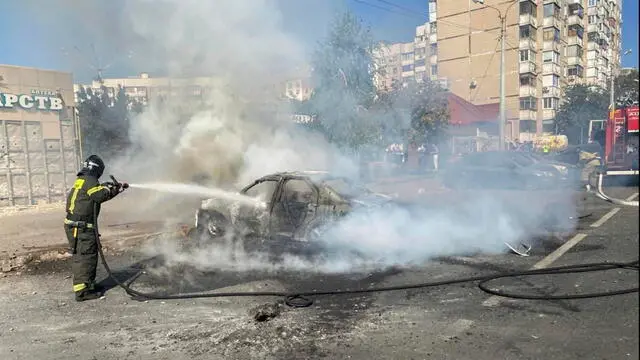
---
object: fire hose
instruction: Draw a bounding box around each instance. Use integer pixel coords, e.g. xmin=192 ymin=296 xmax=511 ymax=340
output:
xmin=93 ymin=177 xmax=639 ymax=308
xmin=592 ymin=170 xmax=639 ymax=207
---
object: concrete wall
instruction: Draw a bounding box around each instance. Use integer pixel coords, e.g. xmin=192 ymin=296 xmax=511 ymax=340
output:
xmin=0 ymin=65 xmax=81 ymax=207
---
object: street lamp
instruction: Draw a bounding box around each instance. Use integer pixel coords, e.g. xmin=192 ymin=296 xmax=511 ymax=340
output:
xmin=610 ymin=49 xmax=632 ymax=114
xmin=472 ymin=0 xmax=518 ymax=151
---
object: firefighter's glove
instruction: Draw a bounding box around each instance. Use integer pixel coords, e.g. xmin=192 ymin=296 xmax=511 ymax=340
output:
xmin=104 ymin=182 xmax=122 ymax=198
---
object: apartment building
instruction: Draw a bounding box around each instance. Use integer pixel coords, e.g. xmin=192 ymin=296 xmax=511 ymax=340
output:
xmin=430 ymin=0 xmax=623 ymax=140
xmin=374 ymin=22 xmax=433 ymax=90
xmin=73 ymin=73 xmax=222 ymax=106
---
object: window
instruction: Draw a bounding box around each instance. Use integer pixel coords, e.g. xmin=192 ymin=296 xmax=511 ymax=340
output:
xmin=566 ymin=45 xmax=583 ymax=58
xmin=588 ymin=0 xmax=597 ymax=7
xmin=568 ymin=65 xmax=584 ymax=77
xmin=244 ymin=180 xmax=278 ymax=203
xmin=431 ymin=64 xmax=438 ymax=76
xmin=543 ymin=27 xmax=560 ymax=42
xmin=430 ymin=43 xmax=438 ymax=55
xmin=519 ymin=1 xmax=537 ymax=16
xmin=568 ymin=25 xmax=584 ymax=39
xmin=519 ymin=96 xmax=538 ymax=110
xmin=542 ymin=50 xmax=560 ymax=63
xmin=402 ymin=64 xmax=413 ymax=72
xmin=543 ymin=74 xmax=560 ymax=87
xmin=520 ymin=74 xmax=536 ymax=86
xmin=543 ymin=3 xmax=560 ymax=18
xmin=520 ymin=120 xmax=537 ymax=133
xmin=588 ymin=32 xmax=598 ymax=42
xmin=588 ymin=15 xmax=597 ymax=24
xmin=543 ymin=97 xmax=559 ymax=109
xmin=520 ymin=49 xmax=535 ymax=62
xmin=414 ymin=59 xmax=425 ymax=67
xmin=519 ymin=25 xmax=536 ymax=39
xmin=401 ymin=52 xmax=414 ymax=61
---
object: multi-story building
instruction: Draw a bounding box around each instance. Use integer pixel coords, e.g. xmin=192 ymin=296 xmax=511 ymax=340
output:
xmin=374 ymin=22 xmax=433 ymax=90
xmin=430 ymin=0 xmax=623 ymax=140
xmin=73 ymin=73 xmax=222 ymax=106
xmin=1 ymin=64 xmax=81 ymax=207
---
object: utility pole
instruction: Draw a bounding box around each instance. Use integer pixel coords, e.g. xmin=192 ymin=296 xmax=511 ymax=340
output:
xmin=472 ymin=0 xmax=518 ymax=151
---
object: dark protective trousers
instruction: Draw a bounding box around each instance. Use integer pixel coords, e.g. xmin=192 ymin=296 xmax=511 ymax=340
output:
xmin=64 ymin=224 xmax=98 ymax=292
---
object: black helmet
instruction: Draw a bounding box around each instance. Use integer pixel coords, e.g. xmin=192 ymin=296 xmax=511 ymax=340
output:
xmin=78 ymin=154 xmax=105 ymax=178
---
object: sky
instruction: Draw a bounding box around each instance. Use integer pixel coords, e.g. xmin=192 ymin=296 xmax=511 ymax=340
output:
xmin=0 ymin=0 xmax=637 ymax=83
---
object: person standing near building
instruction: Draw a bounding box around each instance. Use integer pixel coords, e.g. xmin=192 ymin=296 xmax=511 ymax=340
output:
xmin=63 ymin=155 xmax=126 ymax=301
xmin=429 ymin=143 xmax=439 ymax=171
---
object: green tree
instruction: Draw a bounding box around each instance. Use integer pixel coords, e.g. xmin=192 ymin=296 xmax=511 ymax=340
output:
xmin=304 ymin=11 xmax=380 ymax=150
xmin=554 ymin=84 xmax=609 ymax=144
xmin=76 ymin=84 xmax=140 ymax=159
xmin=375 ymin=79 xmax=449 ymax=145
xmin=615 ymin=68 xmax=639 ymax=107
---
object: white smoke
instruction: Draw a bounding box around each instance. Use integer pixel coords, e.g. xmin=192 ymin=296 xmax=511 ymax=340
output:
xmin=58 ymin=0 xmax=582 ymax=275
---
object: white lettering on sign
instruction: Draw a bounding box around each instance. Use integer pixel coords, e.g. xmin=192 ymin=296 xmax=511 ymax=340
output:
xmin=18 ymin=95 xmax=34 ymax=109
xmin=3 ymin=94 xmax=18 ymax=107
xmin=0 ymin=92 xmax=64 ymax=111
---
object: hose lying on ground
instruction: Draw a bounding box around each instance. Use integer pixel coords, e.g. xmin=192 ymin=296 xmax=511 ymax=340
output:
xmin=592 ymin=172 xmax=639 ymax=207
xmin=94 ymin=204 xmax=639 ymax=308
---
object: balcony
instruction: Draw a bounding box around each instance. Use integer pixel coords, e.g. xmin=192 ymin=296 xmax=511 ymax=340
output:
xmin=519 ymin=85 xmax=537 ymax=97
xmin=587 ymin=24 xmax=597 ymax=33
xmin=430 ymin=54 xmax=437 ymax=64
xmin=519 ymin=14 xmax=538 ymax=28
xmin=429 ymin=32 xmax=437 ymax=43
xmin=541 ymin=86 xmax=560 ymax=97
xmin=542 ymin=62 xmax=562 ymax=75
xmin=543 ymin=109 xmax=557 ymax=120
xmin=543 ymin=40 xmax=561 ymax=52
xmin=567 ymin=36 xmax=584 ymax=46
xmin=567 ymin=14 xmax=582 ymax=26
xmin=587 ymin=41 xmax=599 ymax=50
xmin=543 ymin=16 xmax=562 ymax=29
xmin=519 ymin=110 xmax=537 ymax=121
xmin=519 ymin=37 xmax=536 ymax=50
xmin=519 ymin=61 xmax=537 ymax=74
xmin=567 ymin=56 xmax=584 ymax=66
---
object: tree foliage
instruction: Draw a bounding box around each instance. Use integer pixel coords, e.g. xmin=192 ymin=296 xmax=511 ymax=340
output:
xmin=304 ymin=11 xmax=380 ymax=150
xmin=76 ymin=85 xmax=142 ymax=159
xmin=554 ymin=84 xmax=609 ymax=144
xmin=555 ymin=71 xmax=639 ymax=144
xmin=615 ymin=68 xmax=639 ymax=107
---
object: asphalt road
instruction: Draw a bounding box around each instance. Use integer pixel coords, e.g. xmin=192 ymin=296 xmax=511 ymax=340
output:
xmin=0 ymin=186 xmax=637 ymax=360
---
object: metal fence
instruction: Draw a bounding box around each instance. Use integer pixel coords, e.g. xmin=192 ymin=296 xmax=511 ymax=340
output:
xmin=0 ymin=116 xmax=81 ymax=207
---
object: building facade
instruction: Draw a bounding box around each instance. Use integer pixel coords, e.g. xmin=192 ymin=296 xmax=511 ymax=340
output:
xmin=0 ymin=65 xmax=81 ymax=207
xmin=430 ymin=0 xmax=623 ymax=140
xmin=373 ymin=22 xmax=434 ymax=90
xmin=74 ymin=73 xmax=222 ymax=106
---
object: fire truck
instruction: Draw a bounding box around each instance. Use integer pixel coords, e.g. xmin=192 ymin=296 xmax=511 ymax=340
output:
xmin=589 ymin=104 xmax=639 ymax=176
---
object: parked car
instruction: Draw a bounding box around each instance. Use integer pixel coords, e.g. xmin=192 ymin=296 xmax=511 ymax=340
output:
xmin=188 ymin=171 xmax=393 ymax=253
xmin=443 ymin=151 xmax=581 ymax=190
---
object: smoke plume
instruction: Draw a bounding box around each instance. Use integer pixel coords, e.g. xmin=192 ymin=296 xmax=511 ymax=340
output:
xmin=58 ymin=0 xmax=582 ymax=274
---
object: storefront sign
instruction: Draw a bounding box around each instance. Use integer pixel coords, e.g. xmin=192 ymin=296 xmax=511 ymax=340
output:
xmin=0 ymin=90 xmax=64 ymax=111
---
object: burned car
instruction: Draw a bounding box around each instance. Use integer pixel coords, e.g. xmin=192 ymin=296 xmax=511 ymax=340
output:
xmin=189 ymin=171 xmax=392 ymax=252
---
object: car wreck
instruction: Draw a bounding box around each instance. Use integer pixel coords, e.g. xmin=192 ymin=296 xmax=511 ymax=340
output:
xmin=189 ymin=171 xmax=393 ymax=252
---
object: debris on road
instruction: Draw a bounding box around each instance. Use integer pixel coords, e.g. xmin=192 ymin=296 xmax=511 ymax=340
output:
xmin=250 ymin=302 xmax=282 ymax=322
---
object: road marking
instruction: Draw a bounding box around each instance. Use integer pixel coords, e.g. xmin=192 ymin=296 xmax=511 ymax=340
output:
xmin=625 ymin=192 xmax=639 ymax=202
xmin=590 ymin=207 xmax=620 ymax=228
xmin=483 ymin=233 xmax=589 ymax=307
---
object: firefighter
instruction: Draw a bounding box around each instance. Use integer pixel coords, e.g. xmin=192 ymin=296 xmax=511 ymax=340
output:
xmin=63 ymin=155 xmax=125 ymax=301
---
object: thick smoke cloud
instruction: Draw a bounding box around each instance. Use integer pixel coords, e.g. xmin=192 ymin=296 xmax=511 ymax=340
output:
xmin=43 ymin=0 xmax=582 ymax=274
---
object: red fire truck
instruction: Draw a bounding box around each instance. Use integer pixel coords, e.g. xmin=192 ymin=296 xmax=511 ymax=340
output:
xmin=589 ymin=104 xmax=639 ymax=176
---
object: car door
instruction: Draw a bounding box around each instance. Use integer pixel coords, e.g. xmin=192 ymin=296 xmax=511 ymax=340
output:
xmin=270 ymin=178 xmax=319 ymax=240
xmin=237 ymin=179 xmax=280 ymax=237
